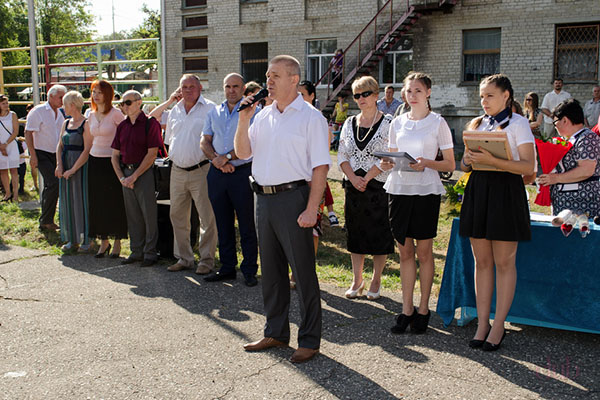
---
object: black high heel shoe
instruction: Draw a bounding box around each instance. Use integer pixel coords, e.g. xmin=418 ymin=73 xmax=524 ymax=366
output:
xmin=482 ymin=330 xmax=507 ymax=352
xmin=410 ymin=309 xmax=431 ymax=334
xmin=391 ymin=306 xmax=417 ymax=334
xmin=1 ymin=194 xmax=13 ymax=202
xmin=94 ymin=244 xmax=111 ymax=258
xmin=469 ymin=325 xmax=491 ymax=349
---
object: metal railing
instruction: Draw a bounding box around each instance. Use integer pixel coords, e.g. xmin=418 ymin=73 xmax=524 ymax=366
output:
xmin=0 ymin=38 xmax=163 ymax=105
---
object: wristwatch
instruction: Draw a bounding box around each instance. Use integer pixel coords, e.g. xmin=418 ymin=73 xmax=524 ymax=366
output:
xmin=226 ymin=153 xmax=232 ymax=160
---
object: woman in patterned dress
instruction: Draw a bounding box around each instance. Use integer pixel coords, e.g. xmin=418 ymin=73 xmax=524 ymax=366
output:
xmin=55 ymin=91 xmax=93 ymax=252
xmin=338 ymin=76 xmax=394 ymax=301
xmin=538 ymin=99 xmax=600 ymax=217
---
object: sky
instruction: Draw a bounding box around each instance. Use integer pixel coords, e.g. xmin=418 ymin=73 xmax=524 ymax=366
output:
xmin=87 ymin=0 xmax=161 ymax=38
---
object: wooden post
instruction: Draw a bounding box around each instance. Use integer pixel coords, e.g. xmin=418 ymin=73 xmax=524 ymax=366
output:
xmin=0 ymin=52 xmax=4 ymax=95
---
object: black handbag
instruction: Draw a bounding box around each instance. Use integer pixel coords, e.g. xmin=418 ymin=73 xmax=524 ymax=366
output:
xmin=154 ymin=158 xmax=171 ymax=200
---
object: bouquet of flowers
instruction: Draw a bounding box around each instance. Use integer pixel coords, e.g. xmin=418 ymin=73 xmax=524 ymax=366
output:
xmin=535 ymin=137 xmax=572 ymax=206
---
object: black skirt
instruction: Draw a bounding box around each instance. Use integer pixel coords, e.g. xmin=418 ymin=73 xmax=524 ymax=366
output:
xmin=459 ymin=170 xmax=531 ymax=241
xmin=389 ymin=194 xmax=441 ymax=246
xmin=344 ymin=174 xmax=394 ymax=255
xmin=87 ymin=155 xmax=128 ymax=239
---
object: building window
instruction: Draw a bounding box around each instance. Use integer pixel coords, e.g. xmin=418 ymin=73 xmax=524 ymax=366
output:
xmin=183 ymin=0 xmax=207 ymax=8
xmin=555 ymin=24 xmax=599 ymax=82
xmin=306 ymin=39 xmax=337 ymax=85
xmin=183 ymin=57 xmax=208 ymax=73
xmin=183 ymin=37 xmax=208 ymax=51
xmin=241 ymin=42 xmax=268 ymax=85
xmin=380 ymin=35 xmax=413 ymax=86
xmin=184 ymin=15 xmax=207 ymax=29
xmin=462 ymin=29 xmax=500 ymax=83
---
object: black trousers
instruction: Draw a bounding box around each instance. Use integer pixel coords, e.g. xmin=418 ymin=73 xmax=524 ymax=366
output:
xmin=36 ymin=150 xmax=59 ymax=226
xmin=256 ymin=184 xmax=322 ymax=349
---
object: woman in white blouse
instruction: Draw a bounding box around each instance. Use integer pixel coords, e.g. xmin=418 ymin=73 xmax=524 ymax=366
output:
xmin=460 ymin=74 xmax=534 ymax=351
xmin=338 ymin=76 xmax=395 ymax=300
xmin=0 ymin=94 xmax=20 ymax=202
xmin=382 ymin=72 xmax=454 ymax=334
xmin=87 ymin=80 xmax=127 ymax=258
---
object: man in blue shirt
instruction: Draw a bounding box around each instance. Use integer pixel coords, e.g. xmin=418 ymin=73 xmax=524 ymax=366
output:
xmin=201 ymin=73 xmax=259 ymax=286
xmin=377 ymin=85 xmax=403 ymax=115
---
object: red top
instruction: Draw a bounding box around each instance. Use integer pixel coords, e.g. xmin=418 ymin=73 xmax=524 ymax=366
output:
xmin=111 ymin=112 xmax=163 ymax=164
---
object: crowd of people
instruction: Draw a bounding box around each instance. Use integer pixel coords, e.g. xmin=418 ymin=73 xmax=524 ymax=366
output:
xmin=2 ymin=53 xmax=600 ymax=363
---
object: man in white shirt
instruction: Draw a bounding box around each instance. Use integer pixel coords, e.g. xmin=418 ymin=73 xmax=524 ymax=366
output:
xmin=150 ymin=74 xmax=218 ymax=274
xmin=24 ymin=85 xmax=67 ymax=231
xmin=583 ymin=85 xmax=600 ymax=128
xmin=541 ymin=78 xmax=571 ymax=139
xmin=235 ymin=55 xmax=331 ymax=364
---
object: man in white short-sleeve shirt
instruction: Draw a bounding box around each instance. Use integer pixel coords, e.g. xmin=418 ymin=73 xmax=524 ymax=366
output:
xmin=235 ymin=55 xmax=330 ymax=364
xmin=541 ymin=78 xmax=571 ymax=139
xmin=150 ymin=74 xmax=218 ymax=275
xmin=24 ymin=84 xmax=66 ymax=230
xmin=583 ymin=85 xmax=600 ymax=128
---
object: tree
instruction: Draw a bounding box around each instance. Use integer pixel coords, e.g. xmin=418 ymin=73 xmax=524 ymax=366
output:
xmin=127 ymin=4 xmax=160 ymax=72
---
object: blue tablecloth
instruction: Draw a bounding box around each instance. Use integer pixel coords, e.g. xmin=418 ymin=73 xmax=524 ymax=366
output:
xmin=436 ymin=218 xmax=600 ymax=334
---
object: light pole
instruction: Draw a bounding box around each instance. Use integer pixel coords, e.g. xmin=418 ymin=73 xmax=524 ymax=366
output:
xmin=27 ymin=0 xmax=40 ymax=105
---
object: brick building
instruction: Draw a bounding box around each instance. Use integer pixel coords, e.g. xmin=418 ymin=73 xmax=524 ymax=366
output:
xmin=164 ymin=0 xmax=600 ymax=138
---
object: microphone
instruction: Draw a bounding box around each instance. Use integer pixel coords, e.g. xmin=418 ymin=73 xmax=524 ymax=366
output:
xmin=238 ymin=88 xmax=268 ymax=112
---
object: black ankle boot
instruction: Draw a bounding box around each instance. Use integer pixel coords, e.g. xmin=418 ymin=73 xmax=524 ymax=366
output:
xmin=410 ymin=309 xmax=431 ymax=334
xmin=390 ymin=306 xmax=417 ymax=334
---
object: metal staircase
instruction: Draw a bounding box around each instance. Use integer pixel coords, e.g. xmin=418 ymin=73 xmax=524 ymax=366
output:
xmin=316 ymin=0 xmax=456 ymax=115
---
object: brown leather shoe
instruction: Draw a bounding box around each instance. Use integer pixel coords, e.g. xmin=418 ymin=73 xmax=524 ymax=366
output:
xmin=290 ymin=347 xmax=319 ymax=363
xmin=195 ymin=264 xmax=212 ymax=275
xmin=167 ymin=262 xmax=190 ymax=272
xmin=243 ymin=337 xmax=288 ymax=352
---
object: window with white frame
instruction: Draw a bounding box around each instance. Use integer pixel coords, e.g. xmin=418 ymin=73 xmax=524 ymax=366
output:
xmin=380 ymin=35 xmax=413 ymax=86
xmin=306 ymin=39 xmax=337 ymax=85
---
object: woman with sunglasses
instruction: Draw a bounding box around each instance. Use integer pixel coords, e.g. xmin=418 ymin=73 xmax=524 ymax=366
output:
xmin=338 ymin=76 xmax=394 ymax=300
xmin=87 ymin=80 xmax=127 ymax=258
xmin=523 ymin=92 xmax=543 ymax=138
xmin=382 ymin=72 xmax=454 ymax=335
xmin=460 ymin=74 xmax=535 ymax=351
xmin=0 ymin=94 xmax=20 ymax=202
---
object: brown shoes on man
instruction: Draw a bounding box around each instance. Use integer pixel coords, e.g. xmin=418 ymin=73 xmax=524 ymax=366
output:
xmin=290 ymin=347 xmax=319 ymax=363
xmin=243 ymin=337 xmax=288 ymax=352
xmin=243 ymin=338 xmax=319 ymax=363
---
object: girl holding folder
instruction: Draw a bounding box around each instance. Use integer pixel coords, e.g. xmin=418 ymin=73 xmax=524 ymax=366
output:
xmin=460 ymin=74 xmax=535 ymax=351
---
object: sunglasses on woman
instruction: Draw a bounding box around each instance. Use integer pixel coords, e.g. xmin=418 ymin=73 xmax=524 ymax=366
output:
xmin=353 ymin=91 xmax=373 ymax=100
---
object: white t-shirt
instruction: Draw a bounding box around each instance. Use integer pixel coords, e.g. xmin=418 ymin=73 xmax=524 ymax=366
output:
xmin=541 ymin=90 xmax=571 ymax=124
xmin=475 ymin=112 xmax=535 ymax=161
xmin=384 ymin=112 xmax=453 ymax=196
xmin=166 ymin=95 xmax=215 ymax=168
xmin=248 ymin=94 xmax=331 ymax=186
xmin=24 ymin=102 xmax=65 ymax=153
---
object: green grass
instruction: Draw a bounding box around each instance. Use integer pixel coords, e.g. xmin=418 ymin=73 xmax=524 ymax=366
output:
xmin=1 ymin=166 xmax=549 ymax=295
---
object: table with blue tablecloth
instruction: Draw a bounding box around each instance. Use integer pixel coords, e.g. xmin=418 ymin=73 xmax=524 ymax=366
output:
xmin=436 ymin=218 xmax=600 ymax=334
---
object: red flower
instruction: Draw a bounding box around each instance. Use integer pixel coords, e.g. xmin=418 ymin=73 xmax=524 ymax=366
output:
xmin=535 ymin=138 xmax=573 ymax=206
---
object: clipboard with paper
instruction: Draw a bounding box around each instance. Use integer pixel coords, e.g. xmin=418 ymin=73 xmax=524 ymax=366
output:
xmin=463 ymin=130 xmax=513 ymax=171
xmin=373 ymin=151 xmax=418 ymax=171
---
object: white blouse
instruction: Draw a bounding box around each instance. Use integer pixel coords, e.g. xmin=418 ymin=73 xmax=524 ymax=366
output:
xmin=476 ymin=112 xmax=534 ymax=161
xmin=337 ymin=114 xmax=392 ymax=183
xmin=384 ymin=112 xmax=453 ymax=195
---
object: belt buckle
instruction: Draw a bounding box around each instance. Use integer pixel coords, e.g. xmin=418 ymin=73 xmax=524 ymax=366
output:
xmin=263 ymin=185 xmax=274 ymax=195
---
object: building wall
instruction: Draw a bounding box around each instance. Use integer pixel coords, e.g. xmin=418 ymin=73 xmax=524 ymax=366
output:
xmin=164 ymin=0 xmax=600 ymax=134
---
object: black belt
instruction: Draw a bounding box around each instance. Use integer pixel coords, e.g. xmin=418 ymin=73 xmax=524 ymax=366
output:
xmin=120 ymin=163 xmax=140 ymax=170
xmin=249 ymin=177 xmax=307 ymax=195
xmin=174 ymin=160 xmax=210 ymax=171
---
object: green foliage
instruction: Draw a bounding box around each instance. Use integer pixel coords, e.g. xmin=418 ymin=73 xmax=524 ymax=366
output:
xmin=127 ymin=4 xmax=160 ymax=71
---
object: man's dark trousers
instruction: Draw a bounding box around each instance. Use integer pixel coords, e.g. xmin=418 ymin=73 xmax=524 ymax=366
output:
xmin=207 ymin=163 xmax=258 ymax=278
xmin=36 ymin=149 xmax=59 ymax=226
xmin=255 ymin=184 xmax=322 ymax=349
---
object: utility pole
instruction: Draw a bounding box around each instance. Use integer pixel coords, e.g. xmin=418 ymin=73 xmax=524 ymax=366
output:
xmin=27 ymin=0 xmax=40 ymax=105
xmin=112 ymin=0 xmax=116 ymax=40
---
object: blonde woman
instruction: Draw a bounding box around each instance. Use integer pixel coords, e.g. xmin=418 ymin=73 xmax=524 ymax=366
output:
xmin=55 ymin=91 xmax=93 ymax=252
xmin=338 ymin=76 xmax=394 ymax=300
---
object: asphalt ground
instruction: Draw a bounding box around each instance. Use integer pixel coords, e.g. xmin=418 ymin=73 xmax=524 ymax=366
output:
xmin=1 ymin=244 xmax=598 ymax=400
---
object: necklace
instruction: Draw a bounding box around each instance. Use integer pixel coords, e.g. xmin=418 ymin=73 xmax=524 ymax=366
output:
xmin=356 ymin=111 xmax=379 ymax=143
